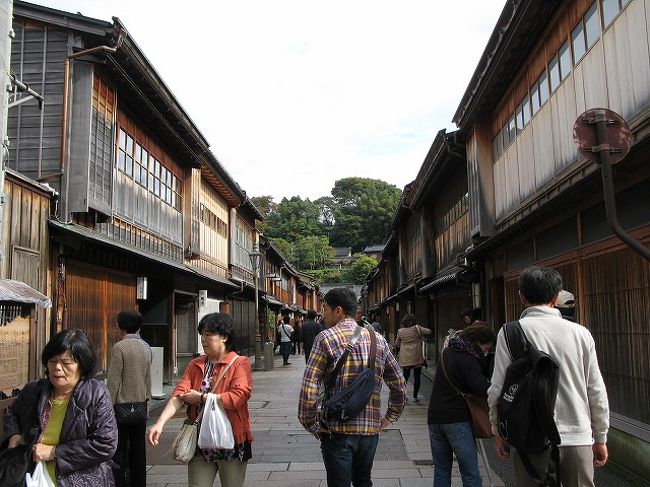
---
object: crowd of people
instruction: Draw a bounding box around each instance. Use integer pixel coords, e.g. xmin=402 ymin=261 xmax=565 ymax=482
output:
xmin=0 ymin=265 xmax=610 ymax=487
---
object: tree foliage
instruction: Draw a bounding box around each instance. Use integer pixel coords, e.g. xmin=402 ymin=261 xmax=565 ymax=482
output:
xmin=250 ymin=195 xmax=276 ymax=234
xmin=294 ymin=236 xmax=333 ymax=270
xmin=329 ymin=178 xmax=401 ymax=252
xmin=264 ymin=196 xmax=326 ymax=242
xmin=341 ymin=254 xmax=379 ymax=283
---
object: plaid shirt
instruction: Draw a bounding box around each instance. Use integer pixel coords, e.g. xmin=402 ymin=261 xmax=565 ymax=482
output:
xmin=298 ymin=318 xmax=406 ymax=436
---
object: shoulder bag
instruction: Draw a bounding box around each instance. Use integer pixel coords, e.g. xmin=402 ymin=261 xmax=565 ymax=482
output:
xmin=171 ymin=354 xmax=239 ymax=463
xmin=440 ymin=349 xmax=493 ymax=438
xmin=415 ymin=325 xmax=428 ymax=363
xmin=115 ymin=400 xmax=148 ymax=423
xmin=317 ymin=326 xmax=377 ymax=428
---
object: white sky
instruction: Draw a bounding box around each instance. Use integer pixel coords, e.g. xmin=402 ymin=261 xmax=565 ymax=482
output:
xmin=41 ymin=0 xmax=505 ymax=201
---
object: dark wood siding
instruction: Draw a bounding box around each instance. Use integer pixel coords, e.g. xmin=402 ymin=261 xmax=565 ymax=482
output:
xmin=8 ymin=20 xmax=67 ymax=186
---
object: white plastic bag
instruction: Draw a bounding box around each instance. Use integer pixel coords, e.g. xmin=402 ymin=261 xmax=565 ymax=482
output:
xmin=197 ymin=393 xmax=235 ymax=450
xmin=25 ymin=461 xmax=55 ymax=487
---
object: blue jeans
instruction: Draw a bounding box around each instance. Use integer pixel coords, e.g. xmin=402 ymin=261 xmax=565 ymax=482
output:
xmin=428 ymin=422 xmax=481 ymax=487
xmin=320 ymin=433 xmax=379 ymax=487
xmin=280 ymin=342 xmax=291 ymax=363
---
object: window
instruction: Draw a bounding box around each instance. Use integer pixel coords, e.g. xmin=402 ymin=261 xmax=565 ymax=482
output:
xmin=585 ymin=3 xmax=600 ymax=48
xmin=559 ymin=41 xmax=571 ymax=80
xmin=531 ymin=83 xmax=540 ymax=114
xmin=572 ymin=19 xmax=587 ymax=63
xmin=602 ymin=0 xmax=619 ymax=26
xmin=116 ymin=127 xmax=182 ymax=210
xmin=508 ymin=115 xmax=516 ymax=145
xmin=549 ymin=55 xmax=560 ymax=92
xmin=522 ymin=96 xmax=531 ymax=126
xmin=538 ymin=72 xmax=549 ymax=106
xmin=515 ymin=101 xmax=524 ymax=134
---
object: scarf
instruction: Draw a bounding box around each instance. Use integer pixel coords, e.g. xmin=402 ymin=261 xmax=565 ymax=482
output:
xmin=447 ymin=336 xmax=482 ymax=359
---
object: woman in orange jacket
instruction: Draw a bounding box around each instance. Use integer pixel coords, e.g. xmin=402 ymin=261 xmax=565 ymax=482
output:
xmin=148 ymin=313 xmax=253 ymax=487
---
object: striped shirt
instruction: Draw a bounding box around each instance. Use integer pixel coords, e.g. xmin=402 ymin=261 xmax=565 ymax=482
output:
xmin=298 ymin=318 xmax=406 ymax=436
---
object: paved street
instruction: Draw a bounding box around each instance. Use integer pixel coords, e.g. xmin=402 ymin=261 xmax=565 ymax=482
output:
xmin=145 ymin=354 xmax=503 ymax=487
xmin=145 ymin=354 xmax=635 ymax=487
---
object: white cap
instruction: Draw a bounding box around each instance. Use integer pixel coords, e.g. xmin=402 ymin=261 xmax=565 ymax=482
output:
xmin=556 ymin=290 xmax=575 ymax=308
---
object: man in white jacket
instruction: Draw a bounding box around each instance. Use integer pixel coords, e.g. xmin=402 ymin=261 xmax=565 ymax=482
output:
xmin=487 ymin=266 xmax=609 ymax=487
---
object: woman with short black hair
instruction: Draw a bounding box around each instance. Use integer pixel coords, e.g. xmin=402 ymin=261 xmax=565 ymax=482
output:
xmin=149 ymin=312 xmax=253 ymax=487
xmin=2 ymin=329 xmax=117 ymax=486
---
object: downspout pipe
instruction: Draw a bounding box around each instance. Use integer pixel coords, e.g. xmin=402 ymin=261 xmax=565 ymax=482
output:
xmin=593 ymin=112 xmax=650 ymax=262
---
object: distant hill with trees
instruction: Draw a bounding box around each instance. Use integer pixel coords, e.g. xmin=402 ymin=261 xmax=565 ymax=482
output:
xmin=251 ymin=177 xmax=400 ymax=284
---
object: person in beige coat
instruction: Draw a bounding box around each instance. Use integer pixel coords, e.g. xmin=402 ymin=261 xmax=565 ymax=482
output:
xmin=395 ymin=314 xmax=432 ymax=402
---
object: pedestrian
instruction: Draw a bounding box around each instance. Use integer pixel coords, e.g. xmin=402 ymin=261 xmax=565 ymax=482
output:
xmin=428 ymin=324 xmax=495 ymax=487
xmin=278 ymin=314 xmax=294 ymax=365
xmin=148 ymin=312 xmax=253 ymax=487
xmin=488 ymin=266 xmax=609 ymax=487
xmin=395 ymin=313 xmax=432 ymax=403
xmin=298 ymin=287 xmax=406 ymax=487
xmin=292 ymin=317 xmax=302 ymax=355
xmin=556 ymin=289 xmax=576 ymax=322
xmin=3 ymin=329 xmax=117 ymax=486
xmin=301 ymin=309 xmax=323 ymax=363
xmin=107 ymin=309 xmax=152 ymax=487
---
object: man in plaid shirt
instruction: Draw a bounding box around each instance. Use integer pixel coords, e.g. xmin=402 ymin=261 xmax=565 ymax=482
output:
xmin=298 ymin=288 xmax=406 ymax=486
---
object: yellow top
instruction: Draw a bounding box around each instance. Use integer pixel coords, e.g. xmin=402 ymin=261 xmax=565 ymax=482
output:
xmin=42 ymin=398 xmax=70 ymax=486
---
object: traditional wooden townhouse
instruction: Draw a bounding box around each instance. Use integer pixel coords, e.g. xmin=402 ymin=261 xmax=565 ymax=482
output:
xmin=453 ymin=0 xmax=650 ymax=479
xmin=364 ymin=130 xmax=474 ymax=360
xmin=8 ymin=1 xmax=262 ymax=382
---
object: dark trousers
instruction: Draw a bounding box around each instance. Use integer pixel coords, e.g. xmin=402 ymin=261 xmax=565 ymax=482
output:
xmin=114 ymin=421 xmax=147 ymax=487
xmin=320 ymin=433 xmax=379 ymax=487
xmin=403 ymin=366 xmax=422 ymax=398
xmin=280 ymin=342 xmax=292 ymax=363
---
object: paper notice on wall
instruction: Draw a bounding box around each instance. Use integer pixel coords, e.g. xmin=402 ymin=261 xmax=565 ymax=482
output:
xmin=0 ymin=316 xmax=30 ymax=394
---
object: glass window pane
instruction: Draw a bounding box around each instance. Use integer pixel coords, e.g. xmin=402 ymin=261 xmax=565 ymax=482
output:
xmin=531 ymin=84 xmax=540 ymax=114
xmin=142 ymin=149 xmax=148 ymax=167
xmin=572 ymin=21 xmax=586 ymax=63
xmin=522 ymin=96 xmax=531 ymax=125
xmin=149 ymin=174 xmax=155 ymax=192
xmin=141 ymin=166 xmax=147 ymax=187
xmin=118 ymin=151 xmax=125 ymax=171
xmin=559 ymin=41 xmax=572 ymax=80
xmin=585 ymin=3 xmax=600 ymax=48
xmin=135 ymin=144 xmax=142 ymax=163
xmin=119 ymin=129 xmax=126 ymax=150
xmin=154 ymin=179 xmax=159 ymax=195
xmin=126 ymin=156 xmax=133 ymax=177
xmin=621 ymin=0 xmax=630 ymax=5
xmin=502 ymin=123 xmax=509 ymax=148
xmin=549 ymin=55 xmax=560 ymax=92
xmin=508 ymin=115 xmax=516 ymax=143
xmin=126 ymin=135 xmax=133 ymax=155
xmin=134 ymin=164 xmax=141 ymax=184
xmin=515 ymin=101 xmax=524 ymax=133
xmin=539 ymin=72 xmax=549 ymax=105
xmin=602 ymin=0 xmax=619 ymax=27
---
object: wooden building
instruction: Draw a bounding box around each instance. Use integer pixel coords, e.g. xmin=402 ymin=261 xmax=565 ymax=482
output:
xmin=8 ymin=1 xmax=263 ymax=382
xmin=453 ymin=0 xmax=650 ymax=480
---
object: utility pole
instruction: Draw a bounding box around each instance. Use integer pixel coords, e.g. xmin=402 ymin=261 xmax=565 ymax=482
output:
xmin=0 ymin=0 xmax=12 ymax=269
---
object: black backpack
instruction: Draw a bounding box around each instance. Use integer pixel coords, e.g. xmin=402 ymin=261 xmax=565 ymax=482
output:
xmin=317 ymin=326 xmax=377 ymax=427
xmin=497 ymin=321 xmax=561 ymax=486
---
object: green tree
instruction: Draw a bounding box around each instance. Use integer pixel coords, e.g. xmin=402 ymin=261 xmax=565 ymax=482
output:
xmin=342 ymin=254 xmax=379 ymax=284
xmin=315 ymin=196 xmax=336 ymax=228
xmin=269 ymin=237 xmax=294 ymax=262
xmin=250 ymin=195 xmax=276 ymax=233
xmin=329 ymin=178 xmax=401 ymax=252
xmin=294 ymin=236 xmax=333 ymax=269
xmin=265 ymin=196 xmax=325 ymax=242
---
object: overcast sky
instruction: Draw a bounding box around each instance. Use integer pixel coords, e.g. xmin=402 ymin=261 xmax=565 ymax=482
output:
xmin=41 ymin=0 xmax=505 ymax=201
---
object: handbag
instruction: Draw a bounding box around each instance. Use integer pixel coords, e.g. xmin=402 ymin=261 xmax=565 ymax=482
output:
xmin=317 ymin=326 xmax=376 ymax=427
xmin=171 ymin=354 xmax=239 ymax=462
xmin=114 ymin=400 xmax=148 ymax=423
xmin=0 ymin=426 xmax=39 ymax=487
xmin=440 ymin=349 xmax=494 ymax=438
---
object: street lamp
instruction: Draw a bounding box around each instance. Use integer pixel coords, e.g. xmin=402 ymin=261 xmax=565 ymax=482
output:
xmin=248 ymin=244 xmax=264 ymax=371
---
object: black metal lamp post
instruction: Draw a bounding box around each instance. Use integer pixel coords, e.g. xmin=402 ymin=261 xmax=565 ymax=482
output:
xmin=248 ymin=244 xmax=264 ymax=370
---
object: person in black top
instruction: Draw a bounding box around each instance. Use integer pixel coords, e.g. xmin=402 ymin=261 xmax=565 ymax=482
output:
xmin=427 ymin=324 xmax=495 ymax=487
xmin=301 ymin=310 xmax=323 ymax=363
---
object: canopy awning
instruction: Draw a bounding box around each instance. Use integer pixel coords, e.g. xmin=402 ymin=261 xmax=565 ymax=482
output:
xmin=0 ymin=279 xmax=51 ymax=307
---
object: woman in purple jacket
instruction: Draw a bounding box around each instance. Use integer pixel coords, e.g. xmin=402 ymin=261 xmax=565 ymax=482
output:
xmin=2 ymin=329 xmax=118 ymax=486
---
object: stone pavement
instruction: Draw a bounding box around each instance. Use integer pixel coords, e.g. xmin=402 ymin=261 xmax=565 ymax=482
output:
xmin=145 ymin=354 xmax=504 ymax=487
